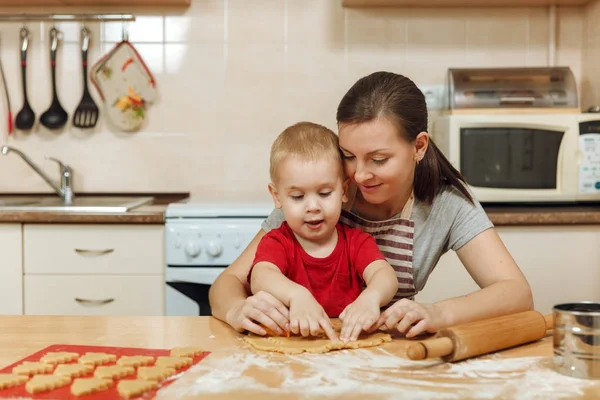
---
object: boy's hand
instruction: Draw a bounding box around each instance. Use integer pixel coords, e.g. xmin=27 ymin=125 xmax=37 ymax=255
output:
xmin=289 ymin=289 xmax=338 ymax=342
xmin=339 ymin=292 xmax=381 ymax=342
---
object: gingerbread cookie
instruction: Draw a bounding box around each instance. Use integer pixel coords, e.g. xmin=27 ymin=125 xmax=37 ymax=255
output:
xmin=169 ymin=347 xmax=204 ymax=357
xmin=117 ymin=379 xmax=158 ymax=398
xmin=154 ymin=356 xmax=193 ymax=369
xmin=78 ymin=352 xmax=117 ymax=366
xmin=54 ymin=363 xmax=94 ymax=378
xmin=25 ymin=375 xmax=71 ymax=394
xmin=116 ymin=355 xmax=155 ymax=367
xmin=0 ymin=374 xmax=28 ymax=389
xmin=12 ymin=362 xmax=54 ymax=376
xmin=94 ymin=365 xmax=135 ymax=380
xmin=71 ymin=377 xmax=113 ymax=396
xmin=40 ymin=351 xmax=79 ymax=364
xmin=137 ymin=366 xmax=177 ymax=381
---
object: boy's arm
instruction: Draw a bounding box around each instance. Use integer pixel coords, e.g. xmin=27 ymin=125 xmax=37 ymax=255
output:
xmin=359 ymin=260 xmax=398 ymax=306
xmin=250 ymin=262 xmax=309 ymax=307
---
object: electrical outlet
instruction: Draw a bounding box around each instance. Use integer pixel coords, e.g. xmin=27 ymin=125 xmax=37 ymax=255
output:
xmin=418 ymin=85 xmax=446 ymax=110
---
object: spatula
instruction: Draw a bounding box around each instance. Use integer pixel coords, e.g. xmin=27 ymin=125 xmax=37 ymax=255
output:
xmin=72 ymin=27 xmax=99 ymax=129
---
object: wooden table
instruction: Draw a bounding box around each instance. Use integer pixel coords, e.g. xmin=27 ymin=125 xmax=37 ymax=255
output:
xmin=1 ymin=315 xmax=599 ymax=399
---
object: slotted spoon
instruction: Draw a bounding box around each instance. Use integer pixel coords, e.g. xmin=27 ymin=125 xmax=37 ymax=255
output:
xmin=73 ymin=27 xmax=99 ymax=129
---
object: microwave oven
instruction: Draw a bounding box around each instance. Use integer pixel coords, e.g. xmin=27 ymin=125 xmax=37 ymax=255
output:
xmin=431 ymin=113 xmax=600 ymax=204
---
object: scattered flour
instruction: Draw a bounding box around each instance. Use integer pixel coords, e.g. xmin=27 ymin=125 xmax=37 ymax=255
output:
xmin=157 ymin=348 xmax=598 ymax=399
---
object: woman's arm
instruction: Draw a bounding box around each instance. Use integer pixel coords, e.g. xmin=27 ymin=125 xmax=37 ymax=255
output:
xmin=435 ymin=228 xmax=534 ymax=327
xmin=377 ymin=228 xmax=533 ymax=337
xmin=208 ymin=229 xmax=290 ymax=335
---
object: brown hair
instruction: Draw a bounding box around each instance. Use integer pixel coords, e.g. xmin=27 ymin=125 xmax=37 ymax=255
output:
xmin=336 ymin=71 xmax=473 ymax=204
xmin=270 ymin=121 xmax=342 ymax=183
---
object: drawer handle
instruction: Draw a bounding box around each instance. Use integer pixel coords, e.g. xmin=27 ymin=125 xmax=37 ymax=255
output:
xmin=74 ymin=249 xmax=114 ymax=256
xmin=75 ymin=297 xmax=115 ymax=305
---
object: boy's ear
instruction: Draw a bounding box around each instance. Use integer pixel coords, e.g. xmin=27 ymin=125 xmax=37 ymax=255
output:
xmin=342 ymin=178 xmax=350 ymax=203
xmin=268 ymin=183 xmax=283 ymax=209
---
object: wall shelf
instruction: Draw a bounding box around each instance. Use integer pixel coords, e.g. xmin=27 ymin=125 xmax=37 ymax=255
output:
xmin=342 ymin=0 xmax=593 ymax=7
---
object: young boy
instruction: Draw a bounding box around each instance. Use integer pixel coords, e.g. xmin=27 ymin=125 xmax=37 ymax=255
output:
xmin=248 ymin=121 xmax=398 ymax=343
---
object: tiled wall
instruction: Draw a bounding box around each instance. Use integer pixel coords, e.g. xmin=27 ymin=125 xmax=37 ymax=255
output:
xmin=583 ymin=0 xmax=600 ymax=110
xmin=0 ymin=1 xmax=589 ymax=202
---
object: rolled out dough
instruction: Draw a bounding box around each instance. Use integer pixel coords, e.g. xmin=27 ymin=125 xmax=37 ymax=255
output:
xmin=243 ymin=327 xmax=392 ymax=355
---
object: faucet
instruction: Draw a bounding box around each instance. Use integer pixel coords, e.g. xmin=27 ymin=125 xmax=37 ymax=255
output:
xmin=1 ymin=145 xmax=74 ymax=204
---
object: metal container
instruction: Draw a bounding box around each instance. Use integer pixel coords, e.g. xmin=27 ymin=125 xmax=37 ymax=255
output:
xmin=553 ymin=302 xmax=600 ymax=379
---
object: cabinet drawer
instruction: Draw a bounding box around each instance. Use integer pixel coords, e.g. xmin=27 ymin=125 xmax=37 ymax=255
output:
xmin=24 ymin=275 xmax=164 ymax=316
xmin=24 ymin=224 xmax=164 ymax=275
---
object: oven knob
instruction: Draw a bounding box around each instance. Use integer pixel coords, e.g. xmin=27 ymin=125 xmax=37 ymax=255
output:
xmin=206 ymin=240 xmax=223 ymax=257
xmin=184 ymin=241 xmax=201 ymax=258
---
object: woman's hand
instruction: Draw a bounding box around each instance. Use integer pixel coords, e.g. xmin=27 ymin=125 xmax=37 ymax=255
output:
xmin=225 ymin=291 xmax=290 ymax=336
xmin=339 ymin=292 xmax=381 ymax=342
xmin=374 ymin=299 xmax=447 ymax=338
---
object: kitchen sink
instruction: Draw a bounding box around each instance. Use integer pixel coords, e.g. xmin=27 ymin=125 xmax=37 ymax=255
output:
xmin=0 ymin=196 xmax=154 ymax=213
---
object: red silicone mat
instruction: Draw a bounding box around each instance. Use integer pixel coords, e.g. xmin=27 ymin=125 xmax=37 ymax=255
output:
xmin=0 ymin=344 xmax=210 ymax=399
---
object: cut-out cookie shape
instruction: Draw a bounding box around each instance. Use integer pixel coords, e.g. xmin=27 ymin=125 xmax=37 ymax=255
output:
xmin=25 ymin=374 xmax=71 ymax=394
xmin=40 ymin=351 xmax=80 ymax=364
xmin=116 ymin=355 xmax=154 ymax=367
xmin=117 ymin=379 xmax=158 ymax=398
xmin=71 ymin=377 xmax=113 ymax=396
xmin=12 ymin=362 xmax=54 ymax=376
xmin=0 ymin=374 xmax=29 ymax=389
xmin=137 ymin=366 xmax=177 ymax=381
xmin=54 ymin=363 xmax=94 ymax=378
xmin=169 ymin=347 xmax=204 ymax=357
xmin=78 ymin=352 xmax=117 ymax=366
xmin=154 ymin=356 xmax=192 ymax=369
xmin=94 ymin=365 xmax=135 ymax=380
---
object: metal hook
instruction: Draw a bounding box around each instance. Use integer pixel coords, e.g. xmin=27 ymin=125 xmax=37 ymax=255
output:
xmin=121 ymin=22 xmax=129 ymax=41
xmin=81 ymin=26 xmax=90 ymax=52
xmin=19 ymin=26 xmax=29 ymax=52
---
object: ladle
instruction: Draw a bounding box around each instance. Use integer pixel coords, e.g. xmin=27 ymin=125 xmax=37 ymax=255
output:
xmin=15 ymin=27 xmax=35 ymax=130
xmin=40 ymin=27 xmax=68 ymax=130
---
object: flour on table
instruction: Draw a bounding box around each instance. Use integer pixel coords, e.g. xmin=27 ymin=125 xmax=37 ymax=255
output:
xmin=156 ymin=348 xmax=597 ymax=400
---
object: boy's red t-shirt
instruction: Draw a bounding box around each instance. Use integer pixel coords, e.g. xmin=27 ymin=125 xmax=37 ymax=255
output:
xmin=249 ymin=222 xmax=387 ymax=317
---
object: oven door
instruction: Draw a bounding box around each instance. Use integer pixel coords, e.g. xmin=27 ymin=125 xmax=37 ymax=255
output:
xmin=165 ymin=267 xmax=225 ymax=316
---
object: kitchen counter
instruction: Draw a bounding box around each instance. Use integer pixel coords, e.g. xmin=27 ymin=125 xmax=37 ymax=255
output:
xmin=0 ymin=204 xmax=167 ymax=224
xmin=485 ymin=204 xmax=600 ymax=226
xmin=0 ymin=315 xmax=598 ymax=399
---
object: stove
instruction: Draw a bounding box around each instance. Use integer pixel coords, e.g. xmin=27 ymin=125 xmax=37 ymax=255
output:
xmin=164 ymin=201 xmax=273 ymax=316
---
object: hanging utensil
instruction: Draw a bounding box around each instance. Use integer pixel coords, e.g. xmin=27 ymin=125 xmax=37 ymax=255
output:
xmin=15 ymin=27 xmax=35 ymax=131
xmin=0 ymin=34 xmax=13 ymax=136
xmin=73 ymin=27 xmax=99 ymax=129
xmin=40 ymin=27 xmax=68 ymax=130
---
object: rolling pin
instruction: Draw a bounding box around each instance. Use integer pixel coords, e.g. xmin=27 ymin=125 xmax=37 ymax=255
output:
xmin=406 ymin=310 xmax=553 ymax=362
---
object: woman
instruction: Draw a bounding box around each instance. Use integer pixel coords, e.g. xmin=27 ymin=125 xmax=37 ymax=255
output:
xmin=209 ymin=71 xmax=533 ymax=340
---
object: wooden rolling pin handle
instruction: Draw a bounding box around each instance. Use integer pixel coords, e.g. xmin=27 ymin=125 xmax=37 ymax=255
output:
xmin=406 ymin=337 xmax=453 ymax=361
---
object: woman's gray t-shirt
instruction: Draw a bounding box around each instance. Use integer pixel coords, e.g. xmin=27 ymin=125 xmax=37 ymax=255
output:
xmin=260 ymin=186 xmax=493 ymax=293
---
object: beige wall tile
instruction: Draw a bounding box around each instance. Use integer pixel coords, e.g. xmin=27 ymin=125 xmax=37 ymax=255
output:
xmin=0 ymin=0 xmax=588 ymax=201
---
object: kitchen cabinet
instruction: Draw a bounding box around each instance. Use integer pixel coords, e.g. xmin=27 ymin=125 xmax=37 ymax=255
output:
xmin=0 ymin=224 xmax=23 ymax=315
xmin=342 ymin=0 xmax=591 ymax=7
xmin=416 ymin=225 xmax=600 ymax=314
xmin=0 ymin=0 xmax=189 ymax=6
xmin=23 ymin=224 xmax=165 ymax=316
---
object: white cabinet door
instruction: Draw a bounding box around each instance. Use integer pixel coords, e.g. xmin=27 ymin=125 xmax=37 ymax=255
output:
xmin=416 ymin=226 xmax=600 ymax=314
xmin=0 ymin=224 xmax=23 ymax=315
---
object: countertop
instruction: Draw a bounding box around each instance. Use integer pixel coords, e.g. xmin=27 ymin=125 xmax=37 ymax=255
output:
xmin=0 ymin=315 xmax=598 ymax=399
xmin=484 ymin=204 xmax=600 ymax=226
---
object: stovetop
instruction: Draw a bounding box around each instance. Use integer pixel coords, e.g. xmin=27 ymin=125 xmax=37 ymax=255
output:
xmin=166 ymin=199 xmax=274 ymax=219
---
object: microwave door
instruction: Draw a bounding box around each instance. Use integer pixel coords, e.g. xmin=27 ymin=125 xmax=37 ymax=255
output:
xmin=460 ymin=127 xmax=564 ymax=190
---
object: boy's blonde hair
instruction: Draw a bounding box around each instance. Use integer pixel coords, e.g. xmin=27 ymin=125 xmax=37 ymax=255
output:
xmin=270 ymin=122 xmax=342 ymax=183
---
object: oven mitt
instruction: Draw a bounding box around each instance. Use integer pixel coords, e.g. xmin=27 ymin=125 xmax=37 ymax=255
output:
xmin=90 ymin=41 xmax=157 ymax=132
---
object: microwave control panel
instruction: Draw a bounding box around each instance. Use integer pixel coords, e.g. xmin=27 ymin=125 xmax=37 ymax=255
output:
xmin=579 ymin=120 xmax=600 ymax=193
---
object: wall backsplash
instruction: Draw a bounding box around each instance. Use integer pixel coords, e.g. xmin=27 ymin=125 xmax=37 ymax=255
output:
xmin=0 ymin=0 xmax=591 ymax=202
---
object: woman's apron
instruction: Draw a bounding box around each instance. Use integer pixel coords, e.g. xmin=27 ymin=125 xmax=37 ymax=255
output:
xmin=339 ymin=185 xmax=416 ymax=303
